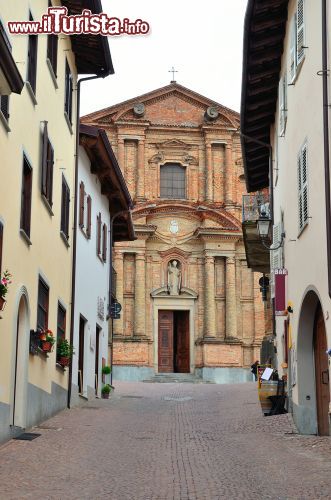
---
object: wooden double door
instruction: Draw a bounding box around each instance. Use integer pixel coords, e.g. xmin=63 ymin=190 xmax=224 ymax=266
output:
xmin=158 ymin=310 xmax=190 ymax=373
xmin=314 ymin=306 xmax=330 ymax=436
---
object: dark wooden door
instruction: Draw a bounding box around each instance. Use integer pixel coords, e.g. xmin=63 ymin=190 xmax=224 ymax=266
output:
xmin=314 ymin=306 xmax=330 ymax=436
xmin=78 ymin=316 xmax=85 ymax=393
xmin=95 ymin=326 xmax=100 ymax=394
xmin=176 ymin=311 xmax=190 ymax=373
xmin=158 ymin=311 xmax=173 ymax=372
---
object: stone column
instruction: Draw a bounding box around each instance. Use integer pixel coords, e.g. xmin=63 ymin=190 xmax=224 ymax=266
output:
xmin=225 ymin=256 xmax=237 ymax=338
xmin=204 ymin=255 xmax=216 ymax=337
xmin=113 ymin=252 xmax=124 ymax=336
xmin=134 ymin=252 xmax=146 ymax=336
xmin=205 ymin=142 xmax=213 ymax=202
xmin=118 ymin=138 xmax=125 ymax=171
xmin=136 ymin=139 xmax=145 ymax=199
xmin=225 ymin=144 xmax=233 ymax=204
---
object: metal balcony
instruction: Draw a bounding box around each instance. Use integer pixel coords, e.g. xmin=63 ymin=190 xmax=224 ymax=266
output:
xmin=242 ymin=192 xmax=271 ymax=273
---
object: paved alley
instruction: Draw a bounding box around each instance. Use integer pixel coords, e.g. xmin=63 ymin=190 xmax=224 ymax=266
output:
xmin=0 ymin=382 xmax=330 ymax=500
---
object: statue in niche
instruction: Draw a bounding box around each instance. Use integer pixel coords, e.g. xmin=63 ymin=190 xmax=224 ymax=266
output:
xmin=167 ymin=260 xmax=182 ymax=295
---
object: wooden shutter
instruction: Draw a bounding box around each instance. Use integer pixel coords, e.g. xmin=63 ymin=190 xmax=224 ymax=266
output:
xmin=102 ymin=224 xmax=107 ymax=262
xmin=270 ymin=222 xmax=283 ymax=298
xmin=47 ymin=140 xmax=54 ymax=205
xmin=37 ymin=278 xmax=49 ymax=330
xmin=97 ymin=213 xmax=101 ymax=255
xmin=21 ymin=156 xmax=33 ymax=237
xmin=290 ymin=15 xmax=297 ymax=82
xmin=279 ymin=74 xmax=287 ymax=136
xmin=0 ymin=96 xmax=9 ymax=121
xmin=27 ymin=15 xmax=38 ymax=94
xmin=79 ymin=181 xmax=85 ymax=228
xmin=0 ymin=221 xmax=3 ymax=274
xmin=65 ymin=60 xmax=73 ymax=122
xmin=296 ymin=0 xmax=305 ymax=65
xmin=86 ymin=196 xmax=92 ymax=239
xmin=298 ymin=143 xmax=308 ymax=232
xmin=61 ymin=175 xmax=70 ymax=239
xmin=41 ymin=122 xmax=48 ymax=196
xmin=65 ymin=182 xmax=70 ymax=239
xmin=47 ymin=34 xmax=58 ymax=76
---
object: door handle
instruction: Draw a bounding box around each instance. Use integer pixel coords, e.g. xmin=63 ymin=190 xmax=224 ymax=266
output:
xmin=322 ymin=370 xmax=329 ymax=385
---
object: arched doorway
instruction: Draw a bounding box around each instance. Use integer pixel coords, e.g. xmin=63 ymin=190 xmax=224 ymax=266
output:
xmin=297 ymin=290 xmax=330 ymax=435
xmin=12 ymin=293 xmax=30 ymax=429
xmin=314 ymin=306 xmax=330 ymax=436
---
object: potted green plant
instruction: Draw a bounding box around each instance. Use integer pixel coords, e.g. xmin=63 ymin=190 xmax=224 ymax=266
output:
xmin=0 ymin=270 xmax=12 ymax=311
xmin=57 ymin=339 xmax=74 ymax=367
xmin=39 ymin=328 xmax=56 ymax=353
xmin=101 ymin=384 xmax=112 ymax=399
xmin=102 ymin=365 xmax=111 ymax=375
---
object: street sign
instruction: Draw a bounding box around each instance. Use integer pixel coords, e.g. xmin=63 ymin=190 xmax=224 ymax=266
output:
xmin=110 ymin=302 xmax=122 ymax=319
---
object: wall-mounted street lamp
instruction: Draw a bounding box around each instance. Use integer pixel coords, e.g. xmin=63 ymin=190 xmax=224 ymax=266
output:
xmin=257 ymin=210 xmax=285 ymax=251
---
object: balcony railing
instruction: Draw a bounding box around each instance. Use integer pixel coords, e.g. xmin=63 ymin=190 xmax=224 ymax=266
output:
xmin=242 ymin=192 xmax=270 ymax=223
xmin=242 ymin=191 xmax=271 ymax=273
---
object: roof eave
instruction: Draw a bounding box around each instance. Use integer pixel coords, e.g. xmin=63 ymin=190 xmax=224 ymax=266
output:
xmin=240 ymin=0 xmax=289 ymax=192
xmin=62 ymin=0 xmax=114 ymax=76
xmin=0 ymin=30 xmax=24 ymax=95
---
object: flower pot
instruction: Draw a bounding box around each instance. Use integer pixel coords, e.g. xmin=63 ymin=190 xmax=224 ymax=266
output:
xmin=58 ymin=356 xmax=70 ymax=367
xmin=101 ymin=392 xmax=110 ymax=399
xmin=41 ymin=341 xmax=53 ymax=353
xmin=0 ymin=296 xmax=6 ymax=312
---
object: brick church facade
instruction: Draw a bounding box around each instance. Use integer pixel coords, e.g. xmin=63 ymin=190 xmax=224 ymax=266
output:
xmin=82 ymin=83 xmax=267 ymax=382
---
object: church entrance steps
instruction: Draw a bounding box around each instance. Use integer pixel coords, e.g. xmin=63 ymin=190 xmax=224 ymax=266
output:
xmin=142 ymin=373 xmax=214 ymax=384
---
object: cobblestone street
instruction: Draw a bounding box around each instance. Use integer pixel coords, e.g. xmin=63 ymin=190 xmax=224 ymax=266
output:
xmin=0 ymin=382 xmax=331 ymax=500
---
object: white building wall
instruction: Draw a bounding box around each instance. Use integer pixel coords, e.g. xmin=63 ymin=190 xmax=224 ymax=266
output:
xmin=272 ymin=0 xmax=331 ymax=433
xmin=72 ymin=146 xmax=110 ymax=401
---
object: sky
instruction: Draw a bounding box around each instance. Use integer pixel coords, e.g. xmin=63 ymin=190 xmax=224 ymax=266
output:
xmin=81 ymin=0 xmax=248 ymax=117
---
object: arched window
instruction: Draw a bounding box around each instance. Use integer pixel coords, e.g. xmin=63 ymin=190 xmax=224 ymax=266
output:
xmin=160 ymin=164 xmax=186 ymax=199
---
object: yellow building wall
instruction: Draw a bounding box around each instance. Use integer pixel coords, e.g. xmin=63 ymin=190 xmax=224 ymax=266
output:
xmin=0 ymin=0 xmax=77 ymax=404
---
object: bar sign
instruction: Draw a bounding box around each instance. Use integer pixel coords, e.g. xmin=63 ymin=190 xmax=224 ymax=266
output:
xmin=275 ymin=268 xmax=288 ymax=316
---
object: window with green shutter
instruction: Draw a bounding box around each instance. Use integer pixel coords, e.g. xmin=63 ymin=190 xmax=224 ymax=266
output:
xmin=297 ymin=142 xmax=308 ymax=233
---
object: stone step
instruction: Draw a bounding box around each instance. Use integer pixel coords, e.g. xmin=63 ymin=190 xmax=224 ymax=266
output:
xmin=142 ymin=373 xmax=214 ymax=384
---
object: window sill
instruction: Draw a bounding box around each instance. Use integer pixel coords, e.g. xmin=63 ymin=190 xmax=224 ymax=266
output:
xmin=56 ymin=363 xmax=66 ymax=373
xmin=26 ymin=81 xmax=37 ymax=106
xmin=41 ymin=194 xmax=54 ymax=216
xmin=46 ymin=58 xmax=58 ymax=89
xmin=79 ymin=226 xmax=89 ymax=240
xmin=20 ymin=229 xmax=32 ymax=246
xmin=0 ymin=111 xmax=10 ymax=133
xmin=97 ymin=254 xmax=106 ymax=265
xmin=158 ymin=197 xmax=187 ymax=201
xmin=64 ymin=111 xmax=73 ymax=135
xmin=60 ymin=230 xmax=70 ymax=248
xmin=289 ymin=58 xmax=305 ymax=87
xmin=297 ymin=221 xmax=309 ymax=239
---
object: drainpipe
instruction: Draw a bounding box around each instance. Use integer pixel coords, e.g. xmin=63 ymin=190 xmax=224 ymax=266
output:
xmin=107 ymin=209 xmax=131 ymax=386
xmin=321 ymin=0 xmax=331 ymax=298
xmin=67 ymin=73 xmax=109 ymax=409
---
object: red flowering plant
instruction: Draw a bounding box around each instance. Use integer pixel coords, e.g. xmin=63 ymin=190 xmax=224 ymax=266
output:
xmin=0 ymin=270 xmax=12 ymax=299
xmin=39 ymin=328 xmax=56 ymax=352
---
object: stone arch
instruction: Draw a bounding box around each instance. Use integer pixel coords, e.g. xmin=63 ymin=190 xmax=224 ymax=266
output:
xmin=295 ymin=288 xmax=323 ymax=434
xmin=11 ymin=286 xmax=30 ymax=429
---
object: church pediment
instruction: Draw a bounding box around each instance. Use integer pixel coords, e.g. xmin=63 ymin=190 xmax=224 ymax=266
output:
xmin=81 ymin=83 xmax=239 ymax=129
xmin=133 ymin=203 xmax=242 ymax=233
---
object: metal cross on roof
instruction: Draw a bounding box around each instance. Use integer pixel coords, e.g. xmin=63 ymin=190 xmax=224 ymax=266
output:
xmin=169 ymin=66 xmax=178 ymax=83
